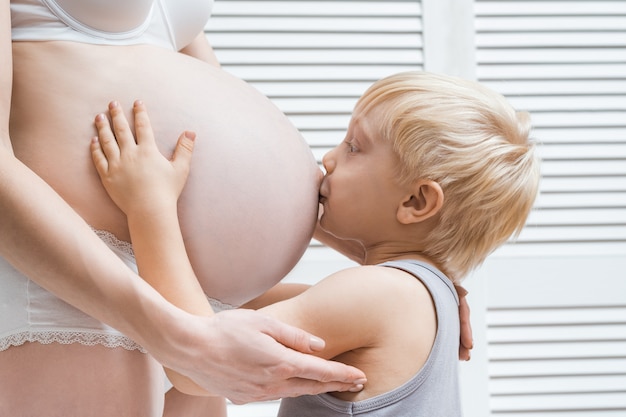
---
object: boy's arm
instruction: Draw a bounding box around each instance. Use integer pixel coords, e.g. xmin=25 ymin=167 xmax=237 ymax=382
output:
xmin=258 ymin=267 xmax=383 ymax=361
xmin=316 ymin=218 xmax=473 ymax=361
xmin=241 ymin=283 xmax=311 ymax=310
xmin=92 ymin=101 xmax=213 ymax=395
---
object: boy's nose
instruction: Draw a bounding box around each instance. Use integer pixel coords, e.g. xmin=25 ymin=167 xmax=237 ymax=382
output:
xmin=322 ymin=149 xmax=336 ymax=173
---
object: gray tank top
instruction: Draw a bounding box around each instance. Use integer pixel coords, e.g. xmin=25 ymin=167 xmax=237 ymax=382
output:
xmin=278 ymin=260 xmax=462 ymax=417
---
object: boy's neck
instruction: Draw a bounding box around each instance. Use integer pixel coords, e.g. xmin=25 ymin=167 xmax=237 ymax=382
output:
xmin=362 ymin=250 xmax=438 ymax=270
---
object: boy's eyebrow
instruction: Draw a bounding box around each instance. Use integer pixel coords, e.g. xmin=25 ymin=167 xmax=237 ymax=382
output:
xmin=349 ymin=129 xmax=365 ymax=146
xmin=352 ymin=119 xmax=374 ymax=145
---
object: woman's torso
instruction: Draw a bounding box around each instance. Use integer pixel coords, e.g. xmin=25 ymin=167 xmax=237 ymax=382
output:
xmin=10 ymin=2 xmax=320 ymax=306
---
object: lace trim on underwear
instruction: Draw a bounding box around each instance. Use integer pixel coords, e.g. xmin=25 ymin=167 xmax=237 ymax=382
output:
xmin=92 ymin=228 xmax=135 ymax=257
xmin=0 ymin=330 xmax=147 ymax=353
xmin=91 ymin=228 xmax=238 ymax=312
xmin=207 ymin=296 xmax=237 ymax=312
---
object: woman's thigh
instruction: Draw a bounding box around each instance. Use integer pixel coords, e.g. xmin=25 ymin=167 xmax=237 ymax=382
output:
xmin=0 ymin=342 xmax=164 ymax=417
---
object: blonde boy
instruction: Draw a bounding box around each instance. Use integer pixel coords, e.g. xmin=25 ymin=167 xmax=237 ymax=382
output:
xmin=91 ymin=71 xmax=540 ymax=416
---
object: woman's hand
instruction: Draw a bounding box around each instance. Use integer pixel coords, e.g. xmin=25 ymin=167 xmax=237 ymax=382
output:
xmin=158 ymin=308 xmax=367 ymax=404
xmin=91 ymin=100 xmax=195 ymax=217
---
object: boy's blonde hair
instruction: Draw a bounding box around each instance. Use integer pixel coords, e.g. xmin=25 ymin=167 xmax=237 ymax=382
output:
xmin=355 ymin=71 xmax=540 ymax=282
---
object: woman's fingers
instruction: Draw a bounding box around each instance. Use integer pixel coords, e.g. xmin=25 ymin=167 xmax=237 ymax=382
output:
xmin=185 ymin=310 xmax=367 ymax=404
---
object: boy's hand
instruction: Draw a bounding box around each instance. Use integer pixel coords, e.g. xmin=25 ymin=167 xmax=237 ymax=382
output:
xmin=455 ymin=285 xmax=474 ymax=361
xmin=91 ymin=100 xmax=195 ymax=216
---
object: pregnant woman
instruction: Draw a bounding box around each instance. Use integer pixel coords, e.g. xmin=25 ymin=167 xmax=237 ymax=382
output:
xmin=0 ymin=0 xmax=365 ymax=415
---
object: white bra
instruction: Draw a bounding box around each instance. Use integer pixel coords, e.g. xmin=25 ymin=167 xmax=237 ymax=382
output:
xmin=11 ymin=0 xmax=213 ymax=50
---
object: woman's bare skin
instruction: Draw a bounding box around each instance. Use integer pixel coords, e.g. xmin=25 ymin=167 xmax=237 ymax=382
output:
xmin=1 ymin=32 xmax=352 ymax=416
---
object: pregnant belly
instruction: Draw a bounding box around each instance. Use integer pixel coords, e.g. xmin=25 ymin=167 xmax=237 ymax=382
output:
xmin=11 ymin=43 xmax=320 ymax=305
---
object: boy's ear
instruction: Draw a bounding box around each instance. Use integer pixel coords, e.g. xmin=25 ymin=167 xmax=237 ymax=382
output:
xmin=397 ymin=180 xmax=444 ymax=224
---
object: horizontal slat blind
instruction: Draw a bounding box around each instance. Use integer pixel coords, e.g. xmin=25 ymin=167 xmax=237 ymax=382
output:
xmin=488 ymin=306 xmax=626 ymax=415
xmin=476 ymin=2 xmax=626 ymax=416
xmin=475 ymin=0 xmax=626 ymax=257
xmin=206 ymin=0 xmax=423 ymax=156
xmin=474 ymin=254 xmax=626 ymax=417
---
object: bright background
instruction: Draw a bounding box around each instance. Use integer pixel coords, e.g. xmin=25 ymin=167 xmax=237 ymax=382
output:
xmin=202 ymin=1 xmax=626 ymax=415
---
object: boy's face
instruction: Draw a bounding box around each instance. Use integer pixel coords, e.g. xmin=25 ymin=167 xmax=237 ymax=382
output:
xmin=319 ymin=109 xmax=408 ymax=243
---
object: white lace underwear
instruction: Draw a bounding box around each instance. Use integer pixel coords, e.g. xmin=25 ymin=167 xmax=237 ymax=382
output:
xmin=0 ymin=229 xmax=147 ymax=353
xmin=0 ymin=228 xmax=235 ymax=353
xmin=94 ymin=229 xmax=237 ymax=312
xmin=0 ymin=330 xmax=147 ymax=352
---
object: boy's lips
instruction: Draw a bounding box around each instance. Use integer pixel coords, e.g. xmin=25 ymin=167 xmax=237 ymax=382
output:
xmin=318 ymin=179 xmax=329 ymax=203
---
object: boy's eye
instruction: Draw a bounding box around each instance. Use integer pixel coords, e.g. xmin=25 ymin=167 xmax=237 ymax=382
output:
xmin=345 ymin=141 xmax=358 ymax=153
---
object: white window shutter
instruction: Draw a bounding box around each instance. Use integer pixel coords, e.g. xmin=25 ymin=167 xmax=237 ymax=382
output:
xmin=207 ymin=0 xmax=424 ymax=164
xmin=472 ymin=1 xmax=626 ymax=416
xmin=475 ymin=0 xmax=626 ymax=256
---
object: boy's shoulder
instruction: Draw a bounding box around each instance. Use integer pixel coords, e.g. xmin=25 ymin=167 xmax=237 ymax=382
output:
xmin=307 ymin=263 xmax=439 ymax=378
xmin=329 ymin=261 xmax=432 ymax=284
xmin=311 ymin=263 xmax=433 ymax=308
